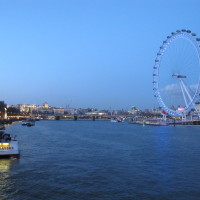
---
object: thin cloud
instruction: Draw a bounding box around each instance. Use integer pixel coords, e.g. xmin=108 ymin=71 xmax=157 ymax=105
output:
xmin=160 ymin=83 xmax=197 ymax=96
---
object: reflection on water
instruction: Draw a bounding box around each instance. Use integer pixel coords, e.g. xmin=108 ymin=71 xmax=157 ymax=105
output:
xmin=0 ymin=159 xmax=13 ymax=173
xmin=0 ymin=159 xmax=18 ymax=200
xmin=151 ymin=126 xmax=174 ymax=188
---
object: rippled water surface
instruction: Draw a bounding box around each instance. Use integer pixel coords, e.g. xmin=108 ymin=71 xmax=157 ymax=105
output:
xmin=1 ymin=120 xmax=200 ymax=200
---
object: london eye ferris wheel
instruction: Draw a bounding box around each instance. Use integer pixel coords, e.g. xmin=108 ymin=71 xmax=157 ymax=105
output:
xmin=153 ymin=29 xmax=200 ymax=118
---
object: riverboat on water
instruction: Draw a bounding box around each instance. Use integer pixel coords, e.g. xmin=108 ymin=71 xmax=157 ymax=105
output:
xmin=130 ymin=120 xmax=168 ymax=126
xmin=22 ymin=119 xmax=35 ymax=127
xmin=0 ymin=130 xmax=20 ymax=158
xmin=110 ymin=117 xmax=124 ymax=123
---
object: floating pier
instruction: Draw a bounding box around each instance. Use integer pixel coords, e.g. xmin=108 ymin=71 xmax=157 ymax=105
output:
xmin=131 ymin=119 xmax=200 ymax=126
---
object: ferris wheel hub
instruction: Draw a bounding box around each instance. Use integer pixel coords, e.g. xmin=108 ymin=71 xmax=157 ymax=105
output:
xmin=172 ymin=73 xmax=187 ymax=78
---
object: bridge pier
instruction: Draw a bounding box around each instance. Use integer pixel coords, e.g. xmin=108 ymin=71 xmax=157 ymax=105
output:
xmin=74 ymin=116 xmax=77 ymax=121
xmin=55 ymin=116 xmax=60 ymax=120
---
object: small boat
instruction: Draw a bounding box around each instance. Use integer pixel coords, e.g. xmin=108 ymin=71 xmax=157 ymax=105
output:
xmin=0 ymin=130 xmax=20 ymax=158
xmin=21 ymin=119 xmax=35 ymax=127
xmin=26 ymin=121 xmax=35 ymax=127
xmin=144 ymin=120 xmax=168 ymax=126
xmin=111 ymin=119 xmax=118 ymax=123
xmin=110 ymin=118 xmax=124 ymax=123
xmin=35 ymin=117 xmax=43 ymax=121
xmin=22 ymin=121 xmax=28 ymax=126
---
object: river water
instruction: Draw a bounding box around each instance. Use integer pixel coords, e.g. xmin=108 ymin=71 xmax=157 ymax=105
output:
xmin=0 ymin=120 xmax=200 ymax=200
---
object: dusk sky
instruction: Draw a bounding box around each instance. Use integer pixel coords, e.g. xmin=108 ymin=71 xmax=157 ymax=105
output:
xmin=0 ymin=0 xmax=200 ymax=109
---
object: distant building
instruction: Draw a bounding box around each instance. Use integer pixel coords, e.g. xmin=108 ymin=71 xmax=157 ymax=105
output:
xmin=37 ymin=102 xmax=53 ymax=114
xmin=0 ymin=101 xmax=7 ymax=119
xmin=151 ymin=108 xmax=161 ymax=114
xmin=38 ymin=107 xmax=53 ymax=114
xmin=170 ymin=105 xmax=176 ymax=111
xmin=18 ymin=104 xmax=37 ymax=113
xmin=128 ymin=106 xmax=140 ymax=115
xmin=53 ymin=108 xmax=64 ymax=115
xmin=18 ymin=104 xmax=29 ymax=112
xmin=64 ymin=107 xmax=75 ymax=114
xmin=195 ymin=102 xmax=200 ymax=111
xmin=43 ymin=102 xmax=49 ymax=108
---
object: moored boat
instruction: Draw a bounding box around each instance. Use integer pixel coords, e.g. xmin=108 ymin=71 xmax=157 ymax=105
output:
xmin=0 ymin=130 xmax=20 ymax=158
xmin=21 ymin=119 xmax=35 ymax=127
xmin=26 ymin=121 xmax=35 ymax=127
xmin=22 ymin=121 xmax=28 ymax=126
xmin=110 ymin=117 xmax=124 ymax=123
xmin=111 ymin=119 xmax=118 ymax=123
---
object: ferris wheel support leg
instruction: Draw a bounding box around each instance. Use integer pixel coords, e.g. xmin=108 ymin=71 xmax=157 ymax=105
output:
xmin=179 ymin=79 xmax=188 ymax=107
xmin=180 ymin=79 xmax=193 ymax=102
xmin=180 ymin=79 xmax=200 ymax=118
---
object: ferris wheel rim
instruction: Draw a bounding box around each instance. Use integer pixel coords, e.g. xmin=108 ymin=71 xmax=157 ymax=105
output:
xmin=153 ymin=29 xmax=200 ymax=116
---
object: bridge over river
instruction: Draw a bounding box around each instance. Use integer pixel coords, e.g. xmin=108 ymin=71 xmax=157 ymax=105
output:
xmin=43 ymin=114 xmax=118 ymax=121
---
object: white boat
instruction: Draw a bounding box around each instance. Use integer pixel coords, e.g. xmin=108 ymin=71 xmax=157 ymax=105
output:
xmin=0 ymin=131 xmax=20 ymax=158
xmin=110 ymin=118 xmax=124 ymax=123
xmin=22 ymin=121 xmax=28 ymax=126
xmin=26 ymin=121 xmax=35 ymax=127
xmin=111 ymin=119 xmax=118 ymax=123
xmin=22 ymin=120 xmax=35 ymax=126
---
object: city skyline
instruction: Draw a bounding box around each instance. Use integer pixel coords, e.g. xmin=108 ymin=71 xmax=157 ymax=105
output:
xmin=1 ymin=0 xmax=200 ymax=109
